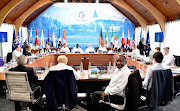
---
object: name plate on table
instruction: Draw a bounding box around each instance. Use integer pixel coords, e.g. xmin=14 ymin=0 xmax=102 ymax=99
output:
xmin=89 ymin=51 xmax=94 ymax=53
xmin=75 ymin=51 xmax=80 ymax=53
xmin=60 ymin=52 xmax=66 ymax=53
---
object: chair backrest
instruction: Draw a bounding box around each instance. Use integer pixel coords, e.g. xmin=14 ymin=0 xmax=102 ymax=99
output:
xmin=5 ymin=71 xmax=32 ymax=102
xmin=44 ymin=69 xmax=78 ymax=111
xmin=6 ymin=52 xmax=12 ymax=63
xmin=147 ymin=69 xmax=174 ymax=109
xmin=125 ymin=70 xmax=141 ymax=111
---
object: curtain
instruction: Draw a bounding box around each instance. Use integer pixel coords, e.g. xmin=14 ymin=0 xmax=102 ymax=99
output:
xmin=0 ymin=23 xmax=28 ymax=62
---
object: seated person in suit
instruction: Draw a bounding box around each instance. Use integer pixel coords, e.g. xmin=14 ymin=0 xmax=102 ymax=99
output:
xmin=85 ymin=44 xmax=95 ymax=53
xmin=144 ymin=44 xmax=151 ymax=57
xmin=49 ymin=55 xmax=80 ymax=80
xmin=143 ymin=52 xmax=165 ymax=90
xmin=72 ymin=43 xmax=83 ymax=53
xmin=9 ymin=55 xmax=38 ymax=111
xmin=57 ymin=41 xmax=63 ymax=48
xmin=23 ymin=46 xmax=31 ymax=56
xmin=98 ymin=43 xmax=107 ymax=53
xmin=163 ymin=47 xmax=175 ymax=66
xmin=33 ymin=43 xmax=39 ymax=50
xmin=104 ymin=41 xmax=110 ymax=48
xmin=22 ymin=42 xmax=27 ymax=50
xmin=155 ymin=47 xmax=160 ymax=52
xmin=12 ymin=45 xmax=22 ymax=61
xmin=92 ymin=55 xmax=131 ymax=111
xmin=60 ymin=43 xmax=70 ymax=53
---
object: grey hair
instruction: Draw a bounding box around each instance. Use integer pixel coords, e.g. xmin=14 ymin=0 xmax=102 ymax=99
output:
xmin=57 ymin=55 xmax=68 ymax=64
xmin=16 ymin=55 xmax=27 ymax=65
xmin=163 ymin=47 xmax=169 ymax=51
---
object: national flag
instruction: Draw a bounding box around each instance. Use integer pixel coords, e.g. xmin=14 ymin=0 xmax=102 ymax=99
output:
xmin=111 ymin=28 xmax=114 ymax=44
xmin=105 ymin=29 xmax=109 ymax=45
xmin=140 ymin=28 xmax=143 ymax=39
xmin=20 ymin=28 xmax=23 ymax=48
xmin=117 ymin=30 xmax=119 ymax=39
xmin=34 ymin=28 xmax=39 ymax=46
xmin=133 ymin=28 xmax=136 ymax=46
xmin=126 ymin=28 xmax=131 ymax=48
xmin=12 ymin=28 xmax=19 ymax=51
xmin=63 ymin=28 xmax=67 ymax=43
xmin=51 ymin=28 xmax=56 ymax=48
xmin=58 ymin=28 xmax=61 ymax=42
xmin=29 ymin=28 xmax=33 ymax=48
xmin=146 ymin=28 xmax=150 ymax=44
xmin=46 ymin=29 xmax=50 ymax=44
xmin=40 ymin=28 xmax=45 ymax=48
xmin=99 ymin=29 xmax=103 ymax=47
xmin=122 ymin=29 xmax=125 ymax=45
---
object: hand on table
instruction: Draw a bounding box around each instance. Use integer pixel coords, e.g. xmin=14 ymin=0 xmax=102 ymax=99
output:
xmin=101 ymin=92 xmax=107 ymax=100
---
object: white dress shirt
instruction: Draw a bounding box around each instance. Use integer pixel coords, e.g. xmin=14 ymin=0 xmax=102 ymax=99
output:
xmin=104 ymin=65 xmax=131 ymax=97
xmin=163 ymin=53 xmax=175 ymax=66
xmin=49 ymin=63 xmax=80 ymax=80
xmin=98 ymin=47 xmax=107 ymax=52
xmin=114 ymin=39 xmax=121 ymax=49
xmin=104 ymin=44 xmax=110 ymax=48
xmin=72 ymin=47 xmax=83 ymax=53
xmin=132 ymin=49 xmax=140 ymax=57
xmin=33 ymin=45 xmax=39 ymax=50
xmin=60 ymin=47 xmax=70 ymax=53
xmin=85 ymin=47 xmax=95 ymax=53
xmin=12 ymin=50 xmax=22 ymax=61
xmin=143 ymin=63 xmax=165 ymax=90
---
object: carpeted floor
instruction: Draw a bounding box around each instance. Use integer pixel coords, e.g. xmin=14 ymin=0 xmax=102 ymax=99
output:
xmin=0 ymin=96 xmax=180 ymax=111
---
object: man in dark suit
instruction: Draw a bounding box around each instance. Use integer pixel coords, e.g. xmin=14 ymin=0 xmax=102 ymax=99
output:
xmin=23 ymin=46 xmax=32 ymax=56
xmin=138 ymin=38 xmax=145 ymax=55
xmin=9 ymin=55 xmax=38 ymax=111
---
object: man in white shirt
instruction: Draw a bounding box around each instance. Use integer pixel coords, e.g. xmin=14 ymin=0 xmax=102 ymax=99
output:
xmin=143 ymin=52 xmax=165 ymax=90
xmin=49 ymin=55 xmax=80 ymax=80
xmin=132 ymin=45 xmax=140 ymax=58
xmin=60 ymin=43 xmax=70 ymax=53
xmin=85 ymin=44 xmax=95 ymax=53
xmin=33 ymin=43 xmax=39 ymax=50
xmin=163 ymin=47 xmax=175 ymax=66
xmin=104 ymin=41 xmax=110 ymax=48
xmin=98 ymin=43 xmax=107 ymax=53
xmin=92 ymin=55 xmax=131 ymax=111
xmin=114 ymin=36 xmax=121 ymax=50
xmin=72 ymin=43 xmax=83 ymax=53
xmin=12 ymin=45 xmax=22 ymax=61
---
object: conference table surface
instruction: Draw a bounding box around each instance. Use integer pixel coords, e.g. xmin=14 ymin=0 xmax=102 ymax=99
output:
xmin=0 ymin=53 xmax=179 ymax=81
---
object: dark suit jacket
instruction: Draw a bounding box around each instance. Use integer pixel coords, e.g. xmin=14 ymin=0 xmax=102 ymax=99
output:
xmin=138 ymin=41 xmax=144 ymax=55
xmin=9 ymin=65 xmax=38 ymax=90
xmin=23 ymin=49 xmax=31 ymax=56
xmin=44 ymin=69 xmax=78 ymax=111
xmin=147 ymin=69 xmax=174 ymax=109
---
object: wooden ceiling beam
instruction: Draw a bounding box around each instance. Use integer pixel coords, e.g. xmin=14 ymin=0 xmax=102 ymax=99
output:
xmin=137 ymin=0 xmax=167 ymax=36
xmin=14 ymin=0 xmax=52 ymax=36
xmin=176 ymin=0 xmax=180 ymax=5
xmin=111 ymin=0 xmax=148 ymax=37
xmin=0 ymin=0 xmax=24 ymax=26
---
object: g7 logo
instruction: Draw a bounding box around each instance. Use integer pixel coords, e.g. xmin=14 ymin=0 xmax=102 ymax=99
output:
xmin=79 ymin=12 xmax=85 ymax=19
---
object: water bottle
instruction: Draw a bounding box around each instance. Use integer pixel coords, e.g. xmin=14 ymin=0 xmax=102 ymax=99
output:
xmin=50 ymin=62 xmax=52 ymax=68
xmin=108 ymin=62 xmax=111 ymax=74
xmin=113 ymin=61 xmax=116 ymax=72
xmin=88 ymin=62 xmax=91 ymax=74
xmin=46 ymin=62 xmax=48 ymax=70
xmin=80 ymin=62 xmax=83 ymax=71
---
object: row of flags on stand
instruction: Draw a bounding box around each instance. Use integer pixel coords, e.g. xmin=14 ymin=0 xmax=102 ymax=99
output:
xmin=99 ymin=28 xmax=131 ymax=48
xmin=12 ymin=27 xmax=27 ymax=51
xmin=29 ymin=28 xmax=67 ymax=49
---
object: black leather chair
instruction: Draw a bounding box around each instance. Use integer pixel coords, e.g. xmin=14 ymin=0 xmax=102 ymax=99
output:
xmin=146 ymin=69 xmax=174 ymax=110
xmin=6 ymin=52 xmax=12 ymax=63
xmin=99 ymin=70 xmax=141 ymax=111
xmin=44 ymin=69 xmax=78 ymax=111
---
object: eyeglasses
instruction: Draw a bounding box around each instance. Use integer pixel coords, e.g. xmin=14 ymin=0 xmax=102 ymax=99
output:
xmin=116 ymin=61 xmax=124 ymax=64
